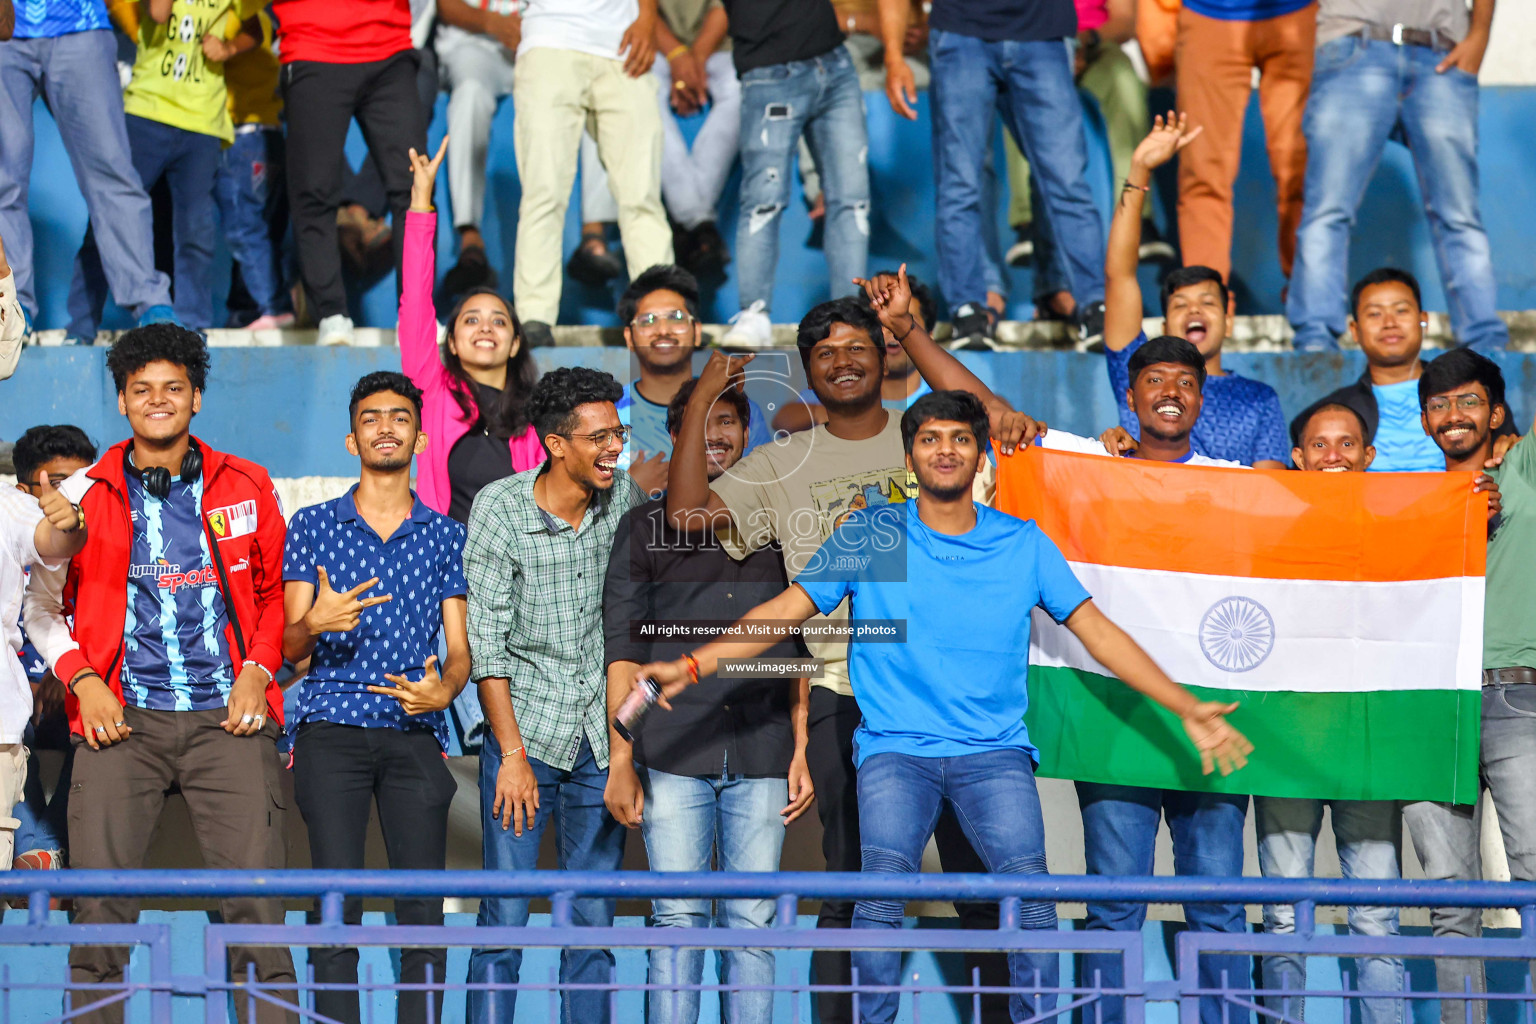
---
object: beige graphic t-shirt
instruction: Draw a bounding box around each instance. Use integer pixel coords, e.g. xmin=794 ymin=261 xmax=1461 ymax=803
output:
xmin=710 ymin=413 xmax=913 ymax=696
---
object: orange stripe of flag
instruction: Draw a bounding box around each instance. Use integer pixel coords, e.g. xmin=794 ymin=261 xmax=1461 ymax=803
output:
xmin=996 ymin=447 xmax=1486 ymax=583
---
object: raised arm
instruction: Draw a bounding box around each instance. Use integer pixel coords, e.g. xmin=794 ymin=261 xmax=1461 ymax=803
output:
xmin=399 ymin=138 xmax=450 ymax=385
xmin=666 ymin=350 xmax=746 ymax=531
xmin=1107 ymin=113 xmax=1202 ymax=351
xmin=856 ymin=266 xmax=1044 ymax=453
xmin=1064 ymin=599 xmax=1252 ymax=775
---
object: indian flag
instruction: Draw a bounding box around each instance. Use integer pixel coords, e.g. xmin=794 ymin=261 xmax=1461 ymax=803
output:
xmin=997 ymin=448 xmax=1485 ymax=804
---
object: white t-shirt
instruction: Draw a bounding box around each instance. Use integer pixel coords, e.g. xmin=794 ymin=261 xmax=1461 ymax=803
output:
xmin=1037 ymin=429 xmax=1247 ymax=468
xmin=0 ymin=489 xmax=47 ymax=745
xmin=519 ymin=0 xmax=639 ymax=61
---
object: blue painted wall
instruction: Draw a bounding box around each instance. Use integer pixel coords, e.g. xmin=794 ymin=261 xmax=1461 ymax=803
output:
xmin=6 ymin=347 xmax=1534 ymax=479
xmin=20 ymin=81 xmax=1536 ymax=330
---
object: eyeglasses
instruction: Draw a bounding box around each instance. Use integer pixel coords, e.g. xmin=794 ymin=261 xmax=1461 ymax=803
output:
xmin=631 ymin=309 xmax=694 ymax=333
xmin=564 ymin=427 xmax=631 ymax=448
xmin=1425 ymin=394 xmax=1487 ymax=413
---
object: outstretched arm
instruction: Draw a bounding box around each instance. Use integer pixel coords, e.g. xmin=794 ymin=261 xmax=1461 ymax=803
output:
xmin=631 ymin=585 xmax=821 ymax=701
xmin=1106 ymin=113 xmax=1203 ymax=351
xmin=399 ymin=137 xmax=450 ymax=384
xmin=1064 ymin=599 xmax=1252 ymax=775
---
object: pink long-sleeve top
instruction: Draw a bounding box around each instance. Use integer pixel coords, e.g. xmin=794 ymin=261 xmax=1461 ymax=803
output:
xmin=399 ymin=209 xmax=544 ymax=515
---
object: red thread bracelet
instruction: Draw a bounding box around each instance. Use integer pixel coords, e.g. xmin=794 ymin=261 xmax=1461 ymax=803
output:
xmin=682 ymin=653 xmax=700 ymax=685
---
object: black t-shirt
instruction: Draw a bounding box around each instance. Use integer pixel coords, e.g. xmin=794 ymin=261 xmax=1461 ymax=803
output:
xmin=720 ymin=0 xmax=845 ymax=74
xmin=446 ymin=382 xmax=514 ymax=524
xmin=929 ymin=0 xmax=1077 ymax=42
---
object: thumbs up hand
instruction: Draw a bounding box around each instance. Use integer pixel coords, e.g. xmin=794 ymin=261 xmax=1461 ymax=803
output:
xmin=301 ymin=566 xmax=393 ymax=635
xmin=37 ymin=472 xmax=82 ymax=534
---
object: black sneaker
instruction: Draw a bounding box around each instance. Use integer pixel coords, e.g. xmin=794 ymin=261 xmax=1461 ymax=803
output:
xmin=946 ymin=303 xmax=998 ymax=351
xmin=682 ymin=220 xmax=730 ymax=279
xmin=522 ymin=320 xmax=556 ymax=349
xmin=1138 ymin=221 xmax=1177 ymax=265
xmin=1005 ymin=224 xmax=1035 ymax=268
xmin=566 ymin=233 xmax=624 ymax=286
xmin=1076 ymin=300 xmax=1106 ymax=347
xmin=436 ymin=245 xmax=499 ymax=315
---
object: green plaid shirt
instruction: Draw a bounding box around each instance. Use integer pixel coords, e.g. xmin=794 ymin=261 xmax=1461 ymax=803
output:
xmin=464 ymin=466 xmax=645 ymax=770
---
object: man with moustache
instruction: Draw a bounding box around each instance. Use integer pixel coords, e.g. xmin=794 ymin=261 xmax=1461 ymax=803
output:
xmin=638 ymin=388 xmax=1252 ymax=1024
xmin=666 ymin=278 xmax=1041 ymax=1024
xmin=1255 ymin=396 xmax=1404 ymax=1024
xmin=462 ymin=366 xmax=646 ymax=1024
xmin=1403 ymin=349 xmax=1536 ymax=1024
xmin=603 ymin=375 xmax=813 ymax=1024
xmin=615 ymin=264 xmax=772 ymax=494
xmin=772 ymin=269 xmax=937 ymax=435
xmin=281 ymin=372 xmax=470 ymax=1024
xmin=1103 ymin=115 xmax=1287 ymax=469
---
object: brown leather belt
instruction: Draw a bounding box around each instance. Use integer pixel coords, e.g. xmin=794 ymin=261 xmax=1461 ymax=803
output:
xmin=1483 ymin=667 xmax=1536 ymax=686
xmin=1350 ymin=24 xmax=1459 ymax=53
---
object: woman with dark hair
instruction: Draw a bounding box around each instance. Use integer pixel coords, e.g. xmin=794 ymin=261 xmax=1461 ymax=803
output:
xmin=400 ymin=138 xmax=544 ymax=522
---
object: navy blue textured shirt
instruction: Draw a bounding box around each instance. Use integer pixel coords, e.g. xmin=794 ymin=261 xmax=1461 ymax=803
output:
xmin=1107 ymin=332 xmax=1289 ymax=466
xmin=121 ymin=471 xmax=233 ymax=712
xmin=283 ymin=487 xmax=467 ymax=750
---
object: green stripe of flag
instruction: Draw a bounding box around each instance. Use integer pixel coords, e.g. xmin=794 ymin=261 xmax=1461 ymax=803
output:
xmin=1024 ymin=666 xmax=1480 ymax=804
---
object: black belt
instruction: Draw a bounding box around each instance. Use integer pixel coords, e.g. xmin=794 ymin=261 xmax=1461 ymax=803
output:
xmin=1349 ymin=24 xmax=1459 ymax=54
xmin=1483 ymin=667 xmax=1536 ymax=686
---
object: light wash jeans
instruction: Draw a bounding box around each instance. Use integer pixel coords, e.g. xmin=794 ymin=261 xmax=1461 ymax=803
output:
xmin=1403 ymin=684 xmax=1536 ymax=1024
xmin=853 ymin=749 xmax=1057 ymax=1024
xmin=735 ymin=45 xmax=868 ymax=314
xmin=1255 ymin=797 xmax=1403 ymax=1024
xmin=641 ymin=768 xmax=787 ymax=1024
xmin=1285 ymin=36 xmax=1507 ymax=353
xmin=0 ymin=29 xmax=171 ymax=318
xmin=929 ymin=30 xmax=1104 ymax=319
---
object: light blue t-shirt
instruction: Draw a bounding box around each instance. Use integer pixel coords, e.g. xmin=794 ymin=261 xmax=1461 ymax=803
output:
xmin=796 ymin=502 xmax=1091 ymax=767
xmin=1369 ymin=379 xmax=1444 ymax=472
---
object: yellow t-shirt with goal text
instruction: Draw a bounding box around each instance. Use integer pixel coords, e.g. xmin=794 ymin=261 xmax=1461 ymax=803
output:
xmin=123 ymin=0 xmax=265 ymax=143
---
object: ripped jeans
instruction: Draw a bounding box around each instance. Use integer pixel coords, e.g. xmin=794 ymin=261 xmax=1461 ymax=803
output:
xmin=735 ymin=45 xmax=869 ymax=314
xmin=851 ymin=748 xmax=1057 ymax=1024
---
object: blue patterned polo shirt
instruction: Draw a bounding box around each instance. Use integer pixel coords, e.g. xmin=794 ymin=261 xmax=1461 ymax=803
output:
xmin=283 ymin=486 xmax=467 ymax=749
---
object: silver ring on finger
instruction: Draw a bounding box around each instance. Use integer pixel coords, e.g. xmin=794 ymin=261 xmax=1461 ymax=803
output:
xmin=94 ymin=725 xmax=107 ymax=735
xmin=254 ymin=716 xmax=265 ymax=728
xmin=240 ymin=714 xmax=254 ymax=725
xmin=114 ymin=720 xmax=126 ymax=728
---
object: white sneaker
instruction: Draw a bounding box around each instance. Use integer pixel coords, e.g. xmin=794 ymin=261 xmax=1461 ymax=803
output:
xmin=719 ymin=300 xmax=774 ymax=349
xmin=316 ymin=313 xmax=355 ymax=347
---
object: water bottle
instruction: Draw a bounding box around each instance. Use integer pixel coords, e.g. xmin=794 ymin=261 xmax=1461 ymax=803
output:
xmin=614 ymin=675 xmax=661 ymax=743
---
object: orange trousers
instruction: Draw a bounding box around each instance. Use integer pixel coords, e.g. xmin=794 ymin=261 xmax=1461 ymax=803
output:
xmin=1175 ymin=2 xmax=1316 ymax=282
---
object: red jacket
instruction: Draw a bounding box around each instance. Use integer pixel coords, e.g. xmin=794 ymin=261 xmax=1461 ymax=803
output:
xmin=56 ymin=438 xmax=288 ymax=736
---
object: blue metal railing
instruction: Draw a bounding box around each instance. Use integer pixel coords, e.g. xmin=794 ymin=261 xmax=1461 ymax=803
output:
xmin=3 ymin=871 xmax=1536 ymax=1024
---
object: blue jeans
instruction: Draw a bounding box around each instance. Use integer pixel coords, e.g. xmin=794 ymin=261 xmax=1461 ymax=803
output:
xmin=467 ymin=732 xmax=625 ymax=1024
xmin=0 ymin=29 xmax=171 ymax=318
xmin=1401 ymin=684 xmax=1536 ymax=1024
xmin=852 ymin=749 xmax=1057 ymax=1024
xmin=13 ymin=722 xmax=71 ymax=856
xmin=929 ymin=30 xmax=1104 ymax=318
xmin=735 ymin=46 xmax=868 ymax=314
xmin=69 ymin=114 xmax=220 ymax=335
xmin=1077 ymin=782 xmax=1251 ymax=1024
xmin=1256 ymin=797 xmax=1403 ymax=1024
xmin=215 ymin=127 xmax=292 ymax=322
xmin=641 ymin=768 xmax=788 ymax=1024
xmin=1286 ymin=36 xmax=1507 ymax=353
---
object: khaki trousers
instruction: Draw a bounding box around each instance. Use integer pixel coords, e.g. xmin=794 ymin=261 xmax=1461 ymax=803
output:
xmin=1175 ymin=2 xmax=1316 ymax=281
xmin=512 ymin=47 xmax=672 ymax=325
xmin=67 ymin=705 xmax=296 ymax=1024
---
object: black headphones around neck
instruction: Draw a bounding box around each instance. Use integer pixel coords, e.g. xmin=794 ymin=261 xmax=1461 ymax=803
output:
xmin=135 ymin=439 xmax=203 ymax=500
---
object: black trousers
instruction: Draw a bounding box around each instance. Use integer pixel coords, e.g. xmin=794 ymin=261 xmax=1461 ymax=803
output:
xmin=280 ymin=51 xmax=425 ymax=320
xmin=292 ymin=722 xmax=457 ymax=1024
xmin=804 ymin=688 xmax=1011 ymax=1024
xmin=340 ymin=46 xmax=440 ymax=218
